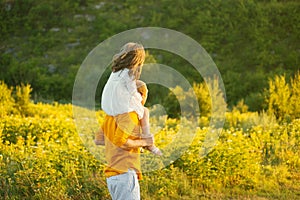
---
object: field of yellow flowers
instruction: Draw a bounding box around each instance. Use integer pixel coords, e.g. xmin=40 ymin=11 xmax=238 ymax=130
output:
xmin=0 ymin=82 xmax=300 ymax=199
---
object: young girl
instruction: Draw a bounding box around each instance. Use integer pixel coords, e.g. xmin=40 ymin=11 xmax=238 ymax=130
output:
xmin=95 ymin=42 xmax=162 ymax=156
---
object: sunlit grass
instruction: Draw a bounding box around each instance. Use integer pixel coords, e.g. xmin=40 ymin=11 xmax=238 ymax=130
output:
xmin=0 ymin=101 xmax=299 ymax=199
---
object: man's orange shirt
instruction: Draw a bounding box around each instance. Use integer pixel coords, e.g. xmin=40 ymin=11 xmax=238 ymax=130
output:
xmin=102 ymin=112 xmax=142 ymax=180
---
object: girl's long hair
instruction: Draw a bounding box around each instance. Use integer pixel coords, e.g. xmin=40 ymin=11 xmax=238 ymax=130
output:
xmin=111 ymin=42 xmax=145 ymax=79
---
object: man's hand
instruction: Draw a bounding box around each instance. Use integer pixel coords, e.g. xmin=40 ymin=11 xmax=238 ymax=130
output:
xmin=94 ymin=128 xmax=105 ymax=146
xmin=140 ymin=135 xmax=154 ymax=147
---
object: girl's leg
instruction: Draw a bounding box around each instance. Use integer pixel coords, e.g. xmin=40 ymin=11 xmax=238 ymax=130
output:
xmin=140 ymin=107 xmax=151 ymax=136
xmin=140 ymin=107 xmax=162 ymax=156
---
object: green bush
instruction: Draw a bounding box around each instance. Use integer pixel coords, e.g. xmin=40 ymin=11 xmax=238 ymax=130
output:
xmin=0 ymin=99 xmax=299 ymax=199
xmin=14 ymin=84 xmax=32 ymax=116
xmin=164 ymin=77 xmax=226 ymax=120
xmin=266 ymin=72 xmax=300 ymax=121
xmin=0 ymin=81 xmax=16 ymax=117
xmin=1 ymin=0 xmax=299 ymax=108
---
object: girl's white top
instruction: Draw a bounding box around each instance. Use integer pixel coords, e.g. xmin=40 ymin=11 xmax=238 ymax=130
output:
xmin=101 ymin=68 xmax=144 ymax=119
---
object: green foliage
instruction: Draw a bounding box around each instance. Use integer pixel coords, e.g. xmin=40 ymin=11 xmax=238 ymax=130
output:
xmin=290 ymin=72 xmax=300 ymax=119
xmin=0 ymin=81 xmax=15 ymax=117
xmin=0 ymin=81 xmax=34 ymax=117
xmin=14 ymin=84 xmax=32 ymax=116
xmin=164 ymin=77 xmax=226 ymax=121
xmin=1 ymin=0 xmax=299 ymax=108
xmin=266 ymin=72 xmax=300 ymax=121
xmin=174 ymin=119 xmax=300 ymax=197
xmin=0 ymin=115 xmax=108 ymax=199
xmin=0 ymin=93 xmax=300 ymax=199
xmin=193 ymin=82 xmax=211 ymax=118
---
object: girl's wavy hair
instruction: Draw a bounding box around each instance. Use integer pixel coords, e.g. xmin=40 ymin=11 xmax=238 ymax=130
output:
xmin=111 ymin=42 xmax=145 ymax=79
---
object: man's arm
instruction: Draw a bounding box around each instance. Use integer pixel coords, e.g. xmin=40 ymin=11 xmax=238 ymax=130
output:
xmin=120 ymin=136 xmax=153 ymax=150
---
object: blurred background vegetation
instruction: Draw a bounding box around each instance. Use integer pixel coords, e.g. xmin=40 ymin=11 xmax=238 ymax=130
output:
xmin=0 ymin=0 xmax=299 ymax=111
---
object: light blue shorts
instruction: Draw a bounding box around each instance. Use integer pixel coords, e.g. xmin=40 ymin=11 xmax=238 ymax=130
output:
xmin=106 ymin=169 xmax=140 ymax=200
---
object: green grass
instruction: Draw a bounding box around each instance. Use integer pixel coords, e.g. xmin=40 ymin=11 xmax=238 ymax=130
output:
xmin=0 ymin=101 xmax=299 ymax=199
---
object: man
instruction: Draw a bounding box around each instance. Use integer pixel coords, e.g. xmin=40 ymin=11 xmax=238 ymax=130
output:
xmin=95 ymin=42 xmax=154 ymax=200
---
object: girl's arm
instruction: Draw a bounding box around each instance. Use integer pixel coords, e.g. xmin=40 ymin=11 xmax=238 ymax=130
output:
xmin=124 ymin=74 xmax=145 ymax=119
xmin=124 ymin=73 xmax=143 ymax=102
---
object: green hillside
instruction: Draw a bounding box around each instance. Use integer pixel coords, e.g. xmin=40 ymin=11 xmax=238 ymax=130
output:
xmin=1 ymin=0 xmax=299 ymax=110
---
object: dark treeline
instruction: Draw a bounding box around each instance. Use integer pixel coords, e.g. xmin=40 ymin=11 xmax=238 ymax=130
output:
xmin=0 ymin=0 xmax=299 ymax=110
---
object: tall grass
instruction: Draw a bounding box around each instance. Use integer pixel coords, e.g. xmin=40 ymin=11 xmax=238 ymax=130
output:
xmin=0 ymin=81 xmax=299 ymax=199
xmin=0 ymin=103 xmax=299 ymax=199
